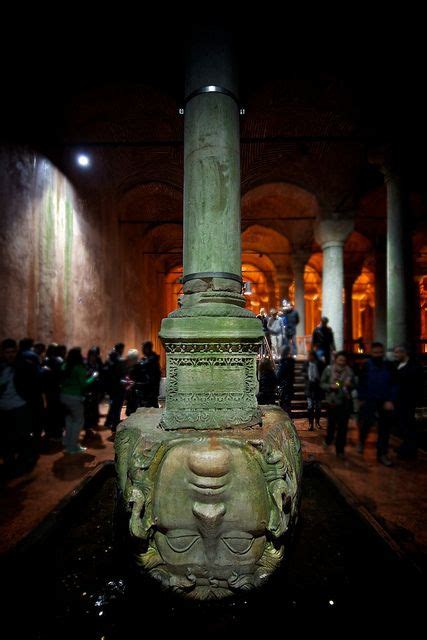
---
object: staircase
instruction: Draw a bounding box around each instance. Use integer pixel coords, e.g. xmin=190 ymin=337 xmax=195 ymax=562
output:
xmin=290 ymin=359 xmax=326 ymax=420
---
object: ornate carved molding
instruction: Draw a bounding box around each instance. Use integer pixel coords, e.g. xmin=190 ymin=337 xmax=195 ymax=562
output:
xmin=165 ymin=342 xmax=261 ymax=354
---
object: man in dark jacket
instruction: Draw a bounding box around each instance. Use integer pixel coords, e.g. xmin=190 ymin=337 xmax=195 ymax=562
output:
xmin=135 ymin=341 xmax=161 ymax=408
xmin=357 ymin=342 xmax=395 ymax=466
xmin=276 ymin=345 xmax=295 ymax=415
xmin=257 ymin=358 xmax=278 ymax=405
xmin=104 ymin=343 xmax=126 ymax=432
xmin=312 ymin=317 xmax=336 ymax=365
xmin=0 ymin=339 xmax=39 ymax=477
xmin=303 ymin=350 xmax=325 ymax=430
xmin=284 ymin=304 xmax=300 ymax=356
xmin=393 ymin=345 xmax=424 ymax=458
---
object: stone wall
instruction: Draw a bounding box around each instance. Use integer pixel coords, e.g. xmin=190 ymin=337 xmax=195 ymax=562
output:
xmin=0 ymin=148 xmax=124 ymax=356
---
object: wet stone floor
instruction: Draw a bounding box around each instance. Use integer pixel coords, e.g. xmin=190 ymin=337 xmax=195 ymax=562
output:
xmin=2 ymin=464 xmax=423 ymax=638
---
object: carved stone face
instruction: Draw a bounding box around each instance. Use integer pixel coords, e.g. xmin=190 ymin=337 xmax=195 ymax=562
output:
xmin=117 ymin=407 xmax=302 ymax=599
xmin=152 ymin=441 xmax=270 ymax=586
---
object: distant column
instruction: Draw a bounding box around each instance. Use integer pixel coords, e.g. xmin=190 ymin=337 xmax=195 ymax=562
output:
xmin=183 ymin=31 xmax=241 ymax=292
xmin=344 ymin=273 xmax=356 ymax=350
xmin=276 ymin=273 xmax=293 ymax=307
xmin=374 ymin=243 xmax=387 ymax=346
xmin=291 ymin=251 xmax=310 ymax=338
xmin=383 ymin=166 xmax=409 ymax=349
xmin=315 ymin=218 xmax=354 ymax=351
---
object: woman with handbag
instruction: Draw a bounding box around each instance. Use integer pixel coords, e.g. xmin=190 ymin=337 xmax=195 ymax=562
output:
xmin=320 ymin=351 xmax=355 ymax=459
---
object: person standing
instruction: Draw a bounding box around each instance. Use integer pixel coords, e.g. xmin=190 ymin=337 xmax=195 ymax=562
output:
xmin=43 ymin=343 xmax=65 ymax=441
xmin=257 ymin=307 xmax=269 ymax=334
xmin=257 ymin=358 xmax=278 ymax=405
xmin=83 ymin=346 xmax=104 ymax=434
xmin=393 ymin=345 xmax=424 ymax=459
xmin=303 ymin=350 xmax=324 ymax=430
xmin=284 ymin=304 xmax=300 ymax=357
xmin=312 ymin=317 xmax=336 ymax=365
xmin=124 ymin=349 xmax=142 ymax=416
xmin=138 ymin=341 xmax=161 ymax=407
xmin=60 ymin=348 xmax=98 ymax=454
xmin=267 ymin=309 xmax=283 ymax=360
xmin=277 ymin=345 xmax=295 ymax=416
xmin=257 ymin=307 xmax=271 ymax=358
xmin=104 ymin=343 xmax=126 ymax=433
xmin=0 ymin=339 xmax=39 ymax=477
xmin=320 ymin=351 xmax=355 ymax=459
xmin=357 ymin=342 xmax=395 ymax=466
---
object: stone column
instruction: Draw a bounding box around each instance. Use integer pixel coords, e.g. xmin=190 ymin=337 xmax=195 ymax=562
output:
xmin=116 ymin=29 xmax=302 ymax=601
xmin=344 ymin=273 xmax=355 ymax=350
xmin=159 ymin=29 xmax=264 ymax=431
xmin=314 ymin=218 xmax=354 ymax=351
xmin=344 ymin=268 xmax=362 ymax=351
xmin=291 ymin=251 xmax=310 ymax=337
xmin=276 ymin=273 xmax=293 ymax=307
xmin=383 ymin=167 xmax=409 ymax=349
xmin=183 ymin=32 xmax=241 ymax=295
xmin=374 ymin=243 xmax=387 ymax=345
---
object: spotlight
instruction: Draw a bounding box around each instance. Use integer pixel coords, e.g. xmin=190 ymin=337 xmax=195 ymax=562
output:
xmin=77 ymin=154 xmax=90 ymax=167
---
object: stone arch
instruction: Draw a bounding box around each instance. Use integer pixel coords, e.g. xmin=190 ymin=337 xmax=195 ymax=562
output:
xmin=242 ymin=224 xmax=292 ymax=307
xmin=117 ymin=182 xmax=182 ymax=224
xmin=241 ymin=182 xmax=320 ymax=249
xmin=241 ymin=261 xmax=272 ymax=315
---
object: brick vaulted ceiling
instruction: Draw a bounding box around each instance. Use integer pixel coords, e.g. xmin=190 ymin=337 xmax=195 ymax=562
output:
xmin=1 ymin=20 xmax=427 ymax=232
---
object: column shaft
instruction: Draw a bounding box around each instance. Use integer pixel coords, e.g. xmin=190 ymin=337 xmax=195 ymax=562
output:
xmin=294 ymin=264 xmax=305 ymax=337
xmin=386 ymin=172 xmax=408 ymax=348
xmin=183 ymin=38 xmax=241 ymax=290
xmin=322 ymin=242 xmax=345 ymax=350
xmin=374 ymin=251 xmax=387 ymax=345
xmin=276 ymin=275 xmax=292 ymax=306
xmin=315 ymin=218 xmax=353 ymax=352
xmin=344 ymin=277 xmax=354 ymax=349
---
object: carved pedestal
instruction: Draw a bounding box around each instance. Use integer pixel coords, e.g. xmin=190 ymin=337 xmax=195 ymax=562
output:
xmin=116 ymin=406 xmax=302 ymax=600
xmin=159 ymin=316 xmax=263 ymax=430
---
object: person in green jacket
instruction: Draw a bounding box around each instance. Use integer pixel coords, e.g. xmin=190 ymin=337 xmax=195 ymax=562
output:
xmin=320 ymin=351 xmax=355 ymax=459
xmin=60 ymin=347 xmax=98 ymax=454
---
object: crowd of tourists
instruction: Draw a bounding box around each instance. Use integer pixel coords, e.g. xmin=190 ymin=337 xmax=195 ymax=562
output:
xmin=1 ymin=321 xmax=424 ymax=480
xmin=0 ymin=338 xmax=161 ymax=479
xmin=257 ymin=315 xmax=424 ymax=467
xmin=257 ymin=302 xmax=301 ymax=359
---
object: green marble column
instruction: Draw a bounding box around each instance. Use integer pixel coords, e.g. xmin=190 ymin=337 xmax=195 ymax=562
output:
xmin=159 ymin=30 xmax=263 ymax=430
xmin=115 ymin=29 xmax=302 ymax=601
xmin=183 ymin=40 xmax=241 ymax=287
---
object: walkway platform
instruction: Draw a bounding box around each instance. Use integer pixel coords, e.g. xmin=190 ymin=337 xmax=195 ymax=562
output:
xmin=1 ymin=410 xmax=426 ymax=571
xmin=295 ymin=417 xmax=427 ymax=570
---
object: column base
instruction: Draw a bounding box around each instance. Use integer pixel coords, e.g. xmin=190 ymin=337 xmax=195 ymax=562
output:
xmin=115 ymin=405 xmax=302 ymax=600
xmin=159 ymin=316 xmax=263 ymax=430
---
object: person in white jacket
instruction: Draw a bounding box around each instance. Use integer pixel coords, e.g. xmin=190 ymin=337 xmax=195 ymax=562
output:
xmin=267 ymin=308 xmax=283 ymax=360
